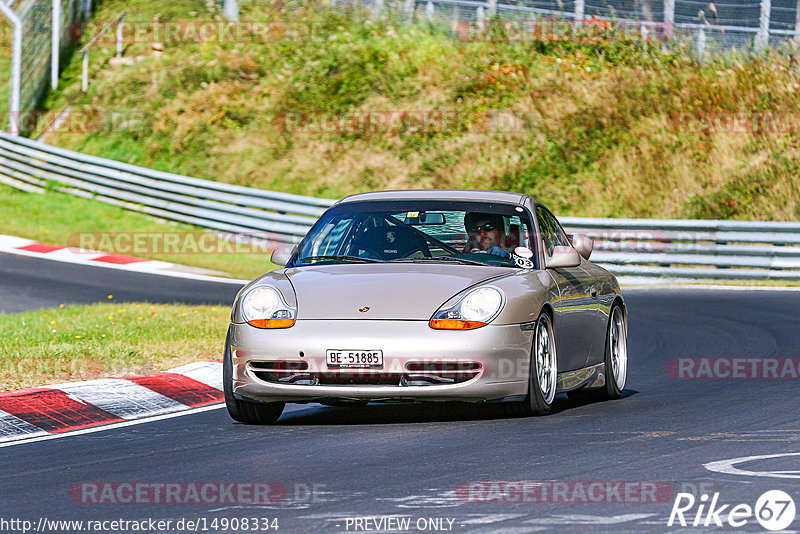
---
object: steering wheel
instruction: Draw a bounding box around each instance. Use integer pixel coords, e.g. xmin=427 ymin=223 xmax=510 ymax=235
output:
xmin=355 ymin=247 xmax=384 ymax=260
xmin=402 ymin=247 xmax=432 ymax=259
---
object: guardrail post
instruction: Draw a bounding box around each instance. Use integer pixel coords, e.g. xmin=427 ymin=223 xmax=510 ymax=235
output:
xmin=426 ymin=0 xmax=434 ymax=20
xmin=487 ymin=0 xmax=496 ymax=18
xmin=117 ymin=17 xmax=124 ymax=57
xmin=405 ymin=0 xmax=414 ymax=23
xmin=0 ymin=3 xmax=22 ymax=135
xmin=223 ymin=0 xmax=240 ymax=22
xmin=476 ymin=6 xmax=484 ymax=32
xmin=52 ymin=0 xmax=61 ymax=90
xmin=795 ymin=0 xmax=800 ymax=44
xmin=694 ymin=27 xmax=706 ymax=62
xmin=78 ymin=12 xmax=126 ymax=94
xmin=755 ymin=0 xmax=771 ymax=51
xmin=664 ymin=0 xmax=675 ymax=35
xmin=373 ymin=0 xmax=384 ymax=20
xmin=574 ymin=0 xmax=584 ymax=26
xmin=82 ymin=50 xmax=89 ymax=92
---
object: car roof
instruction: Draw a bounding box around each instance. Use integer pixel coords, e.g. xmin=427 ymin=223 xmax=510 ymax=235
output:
xmin=338 ymin=189 xmax=532 ymax=205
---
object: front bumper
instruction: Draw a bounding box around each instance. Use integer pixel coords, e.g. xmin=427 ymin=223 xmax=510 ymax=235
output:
xmin=229 ymin=320 xmax=533 ymax=403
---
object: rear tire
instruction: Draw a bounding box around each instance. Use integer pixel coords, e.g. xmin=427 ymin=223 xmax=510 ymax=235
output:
xmin=223 ymin=328 xmax=285 ymax=424
xmin=506 ymin=311 xmax=557 ymax=417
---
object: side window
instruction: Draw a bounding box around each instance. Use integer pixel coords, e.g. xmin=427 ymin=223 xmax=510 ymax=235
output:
xmin=536 ymin=206 xmax=569 ymax=256
xmin=303 ymin=217 xmax=353 ymax=257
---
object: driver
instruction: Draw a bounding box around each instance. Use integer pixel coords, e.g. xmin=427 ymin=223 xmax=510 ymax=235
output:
xmin=464 ymin=212 xmax=510 ymax=257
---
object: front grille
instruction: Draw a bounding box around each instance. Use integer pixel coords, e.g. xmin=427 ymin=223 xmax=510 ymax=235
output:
xmin=249 ymin=361 xmax=312 ymax=384
xmin=248 ymin=360 xmax=482 ymax=387
xmin=403 ymin=361 xmax=482 ymax=386
xmin=316 ymin=372 xmax=404 ymax=386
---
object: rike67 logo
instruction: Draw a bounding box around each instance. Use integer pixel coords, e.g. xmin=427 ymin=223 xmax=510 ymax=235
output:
xmin=668 ymin=490 xmax=796 ymax=531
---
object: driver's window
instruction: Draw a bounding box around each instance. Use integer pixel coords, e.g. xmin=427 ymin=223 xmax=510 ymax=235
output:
xmin=536 ymin=206 xmax=569 ymax=257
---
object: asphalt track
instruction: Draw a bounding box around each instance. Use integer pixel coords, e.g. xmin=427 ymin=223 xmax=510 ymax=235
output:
xmin=3 ymin=251 xmax=800 ymax=533
xmin=0 ymin=253 xmax=240 ymax=313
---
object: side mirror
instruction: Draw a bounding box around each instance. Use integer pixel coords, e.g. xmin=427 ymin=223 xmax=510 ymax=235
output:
xmin=270 ymin=245 xmax=297 ymax=266
xmin=545 ymin=245 xmax=582 ymax=269
xmin=571 ymin=233 xmax=593 ymax=260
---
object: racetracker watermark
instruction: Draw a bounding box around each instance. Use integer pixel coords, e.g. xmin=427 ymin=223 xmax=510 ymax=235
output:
xmin=1 ymin=110 xmax=148 ymax=135
xmin=65 ymin=232 xmax=285 ymax=255
xmin=71 ymin=20 xmax=285 ymax=45
xmin=672 ymin=112 xmax=800 ymax=135
xmin=456 ymin=481 xmax=674 ymax=503
xmin=70 ymin=482 xmax=286 ymax=504
xmin=571 ymin=230 xmax=671 ymax=253
xmin=454 ymin=18 xmax=673 ymax=43
xmin=276 ymin=110 xmax=488 ymax=135
xmin=667 ymin=357 xmax=800 ymax=380
xmin=69 ymin=482 xmax=327 ymax=505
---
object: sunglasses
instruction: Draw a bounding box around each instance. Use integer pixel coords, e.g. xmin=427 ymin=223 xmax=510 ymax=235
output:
xmin=469 ymin=223 xmax=496 ymax=232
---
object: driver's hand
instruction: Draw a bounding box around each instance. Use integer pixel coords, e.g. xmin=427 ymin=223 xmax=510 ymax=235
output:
xmin=486 ymin=246 xmax=509 ymax=258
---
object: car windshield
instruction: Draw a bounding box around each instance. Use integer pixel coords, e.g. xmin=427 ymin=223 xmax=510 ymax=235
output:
xmin=291 ymin=199 xmax=537 ymax=268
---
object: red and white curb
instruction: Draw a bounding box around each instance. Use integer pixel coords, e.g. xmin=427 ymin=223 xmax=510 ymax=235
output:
xmin=0 ymin=235 xmax=246 ymax=284
xmin=0 ymin=361 xmax=223 ymax=444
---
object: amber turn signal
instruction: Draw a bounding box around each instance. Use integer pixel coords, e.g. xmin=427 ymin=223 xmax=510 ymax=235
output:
xmin=429 ymin=319 xmax=487 ymax=330
xmin=247 ymin=319 xmax=296 ymax=329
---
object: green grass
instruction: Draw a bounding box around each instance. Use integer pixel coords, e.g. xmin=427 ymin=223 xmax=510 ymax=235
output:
xmin=0 ymin=301 xmax=229 ymax=391
xmin=0 ymin=183 xmax=276 ymax=280
xmin=27 ymin=0 xmax=800 ymax=222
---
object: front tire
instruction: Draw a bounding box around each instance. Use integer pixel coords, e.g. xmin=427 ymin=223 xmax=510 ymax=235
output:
xmin=223 ymin=328 xmax=285 ymax=424
xmin=602 ymin=303 xmax=627 ymax=399
xmin=507 ymin=311 xmax=558 ymax=416
xmin=569 ymin=303 xmax=627 ymax=402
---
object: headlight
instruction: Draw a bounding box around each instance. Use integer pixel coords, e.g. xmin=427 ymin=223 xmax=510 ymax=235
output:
xmin=241 ymin=286 xmax=296 ymax=329
xmin=429 ymin=286 xmax=505 ymax=330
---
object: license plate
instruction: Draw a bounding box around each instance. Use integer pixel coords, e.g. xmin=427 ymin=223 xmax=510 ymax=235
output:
xmin=326 ymin=349 xmax=383 ymax=369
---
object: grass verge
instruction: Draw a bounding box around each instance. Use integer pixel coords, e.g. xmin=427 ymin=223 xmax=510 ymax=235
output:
xmin=0 ymin=301 xmax=229 ymax=391
xmin=0 ymin=183 xmax=276 ymax=280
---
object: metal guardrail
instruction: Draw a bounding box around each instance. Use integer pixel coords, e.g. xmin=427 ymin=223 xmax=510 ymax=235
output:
xmin=0 ymin=131 xmax=333 ymax=243
xmin=560 ymin=217 xmax=800 ymax=280
xmin=1 ymin=130 xmax=799 ymax=281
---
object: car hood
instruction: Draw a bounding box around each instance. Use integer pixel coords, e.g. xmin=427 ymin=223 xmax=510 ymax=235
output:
xmin=285 ymin=263 xmax=515 ymax=320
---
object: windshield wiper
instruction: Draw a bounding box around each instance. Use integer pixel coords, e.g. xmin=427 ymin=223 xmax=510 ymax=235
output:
xmin=390 ymin=256 xmax=490 ymax=266
xmin=299 ymin=255 xmax=384 ymax=264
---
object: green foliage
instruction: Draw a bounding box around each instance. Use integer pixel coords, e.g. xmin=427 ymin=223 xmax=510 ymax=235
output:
xmin=26 ymin=0 xmax=800 ymax=222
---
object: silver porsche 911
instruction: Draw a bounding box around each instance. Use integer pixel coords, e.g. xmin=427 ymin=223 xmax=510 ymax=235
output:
xmin=224 ymin=190 xmax=628 ymax=424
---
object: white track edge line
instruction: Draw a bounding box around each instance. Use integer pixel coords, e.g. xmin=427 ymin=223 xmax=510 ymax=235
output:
xmin=622 ymin=284 xmax=800 ymax=292
xmin=0 ymin=247 xmax=248 ymax=285
xmin=0 ymin=403 xmax=226 ymax=448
